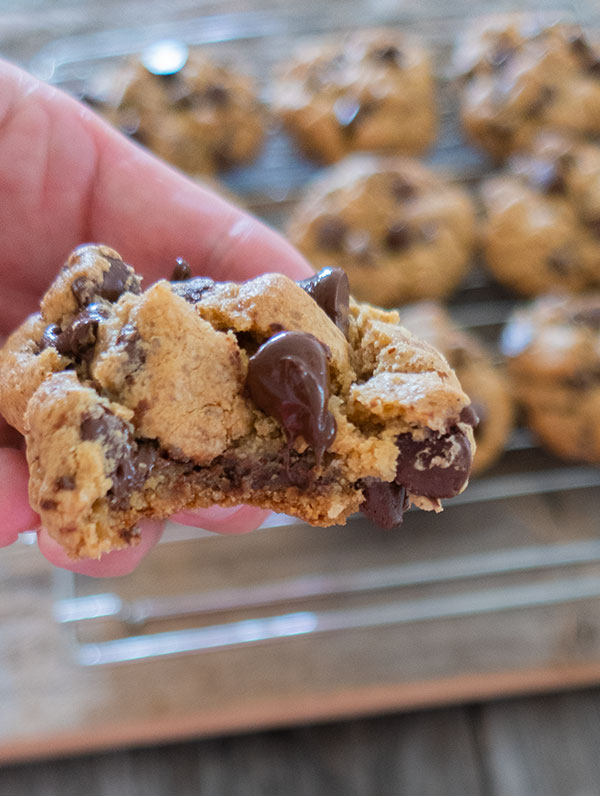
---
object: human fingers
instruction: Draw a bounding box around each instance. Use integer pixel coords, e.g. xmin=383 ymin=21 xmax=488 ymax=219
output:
xmin=37 ymin=519 xmax=164 ymax=577
xmin=0 ymin=448 xmax=39 ymax=548
xmin=170 ymin=505 xmax=270 ymax=535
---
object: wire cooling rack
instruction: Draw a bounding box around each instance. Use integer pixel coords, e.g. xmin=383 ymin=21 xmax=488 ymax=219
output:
xmin=32 ymin=2 xmax=600 ymax=672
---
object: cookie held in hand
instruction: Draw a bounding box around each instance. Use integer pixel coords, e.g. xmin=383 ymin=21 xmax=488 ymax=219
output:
xmin=0 ymin=246 xmax=476 ymax=558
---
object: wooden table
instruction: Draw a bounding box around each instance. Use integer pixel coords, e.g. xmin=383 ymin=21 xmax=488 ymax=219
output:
xmin=3 ymin=0 xmax=600 ymax=792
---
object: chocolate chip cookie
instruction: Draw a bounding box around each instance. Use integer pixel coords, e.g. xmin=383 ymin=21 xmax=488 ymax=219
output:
xmin=101 ymin=41 xmax=265 ymax=175
xmin=0 ymin=246 xmax=476 ymax=559
xmin=401 ymin=303 xmax=513 ymax=474
xmin=272 ymin=29 xmax=437 ymax=164
xmin=287 ymin=155 xmax=476 ymax=307
xmin=481 ymin=133 xmax=600 ymax=297
xmin=501 ymin=293 xmax=600 ymax=463
xmin=453 ymin=15 xmax=600 ymax=160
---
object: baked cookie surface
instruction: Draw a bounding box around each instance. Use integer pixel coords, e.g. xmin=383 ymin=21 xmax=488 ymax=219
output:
xmin=101 ymin=41 xmax=265 ymax=175
xmin=481 ymin=133 xmax=600 ymax=297
xmin=287 ymin=155 xmax=476 ymax=307
xmin=272 ymin=29 xmax=437 ymax=164
xmin=0 ymin=246 xmax=476 ymax=559
xmin=453 ymin=15 xmax=600 ymax=160
xmin=501 ymin=293 xmax=600 ymax=463
xmin=401 ymin=303 xmax=513 ymax=474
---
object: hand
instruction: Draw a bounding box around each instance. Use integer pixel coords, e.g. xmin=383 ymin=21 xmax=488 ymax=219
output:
xmin=0 ymin=58 xmax=312 ymax=576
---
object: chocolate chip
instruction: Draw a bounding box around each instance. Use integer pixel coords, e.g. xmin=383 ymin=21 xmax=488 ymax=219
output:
xmin=488 ymin=44 xmax=515 ymax=69
xmin=55 ymin=475 xmax=76 ymax=491
xmin=459 ymin=404 xmax=479 ymax=427
xmin=519 ymin=157 xmax=565 ymax=194
xmin=570 ymin=306 xmax=600 ymax=330
xmin=316 ymin=216 xmax=347 ymax=251
xmin=371 ymin=45 xmax=404 ymax=66
xmin=40 ymin=499 xmax=58 ymax=511
xmin=171 ymin=276 xmax=215 ymax=303
xmin=246 ymin=331 xmax=336 ymax=465
xmin=298 ymin=267 xmax=350 ymax=336
xmin=525 ymin=85 xmax=555 ymax=118
xmin=116 ymin=323 xmax=145 ymax=376
xmin=204 ymin=84 xmax=230 ymax=106
xmin=547 ymin=249 xmax=576 ymax=275
xmin=391 ymin=177 xmax=416 ymax=201
xmin=71 ymin=257 xmax=140 ymax=308
xmin=394 ymin=429 xmax=472 ymax=499
xmin=170 ymin=258 xmax=192 ymax=281
xmin=565 ymin=367 xmax=600 ymax=389
xmin=385 ymin=222 xmax=411 ymax=251
xmin=360 ymin=479 xmax=408 ymax=529
xmin=55 ymin=304 xmax=110 ymax=361
xmin=80 ymin=411 xmax=156 ymax=510
xmin=586 ymin=218 xmax=600 ymax=238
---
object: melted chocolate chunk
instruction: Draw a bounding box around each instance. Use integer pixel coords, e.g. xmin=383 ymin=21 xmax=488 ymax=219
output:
xmin=39 ymin=324 xmax=61 ymax=352
xmin=80 ymin=412 xmax=156 ymax=509
xmin=40 ymin=499 xmax=58 ymax=511
xmin=171 ymin=276 xmax=215 ymax=303
xmin=100 ymin=257 xmax=141 ymax=302
xmin=298 ymin=267 xmax=350 ymax=336
xmin=246 ymin=331 xmax=336 ymax=464
xmin=385 ymin=222 xmax=411 ymax=251
xmin=360 ymin=479 xmax=408 ymax=529
xmin=316 ymin=216 xmax=347 ymax=250
xmin=394 ymin=429 xmax=472 ymax=499
xmin=170 ymin=258 xmax=192 ymax=281
xmin=55 ymin=304 xmax=110 ymax=361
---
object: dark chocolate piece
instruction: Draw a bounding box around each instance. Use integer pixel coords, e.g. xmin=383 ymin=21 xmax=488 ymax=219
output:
xmin=391 ymin=176 xmax=416 ymax=201
xmin=55 ymin=304 xmax=110 ymax=360
xmin=298 ymin=267 xmax=350 ymax=336
xmin=170 ymin=258 xmax=192 ymax=281
xmin=459 ymin=404 xmax=479 ymax=428
xmin=394 ymin=429 xmax=472 ymax=499
xmin=39 ymin=324 xmax=61 ymax=352
xmin=360 ymin=479 xmax=408 ymax=529
xmin=204 ymin=84 xmax=230 ymax=106
xmin=171 ymin=276 xmax=216 ymax=303
xmin=570 ymin=305 xmax=600 ymax=330
xmin=385 ymin=222 xmax=411 ymax=251
xmin=246 ymin=331 xmax=336 ymax=464
xmin=71 ymin=257 xmax=140 ymax=308
xmin=547 ymin=249 xmax=573 ymax=275
xmin=316 ymin=216 xmax=347 ymax=250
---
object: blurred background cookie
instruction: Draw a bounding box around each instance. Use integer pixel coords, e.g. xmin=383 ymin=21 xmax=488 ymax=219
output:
xmin=453 ymin=15 xmax=600 ymax=161
xmin=272 ymin=29 xmax=437 ymax=164
xmin=402 ymin=302 xmax=513 ymax=474
xmin=99 ymin=40 xmax=266 ymax=176
xmin=501 ymin=293 xmax=600 ymax=463
xmin=287 ymin=155 xmax=475 ymax=307
xmin=481 ymin=132 xmax=600 ymax=297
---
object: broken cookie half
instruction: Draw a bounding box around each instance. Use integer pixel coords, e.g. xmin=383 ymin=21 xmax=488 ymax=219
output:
xmin=0 ymin=245 xmax=476 ymax=559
